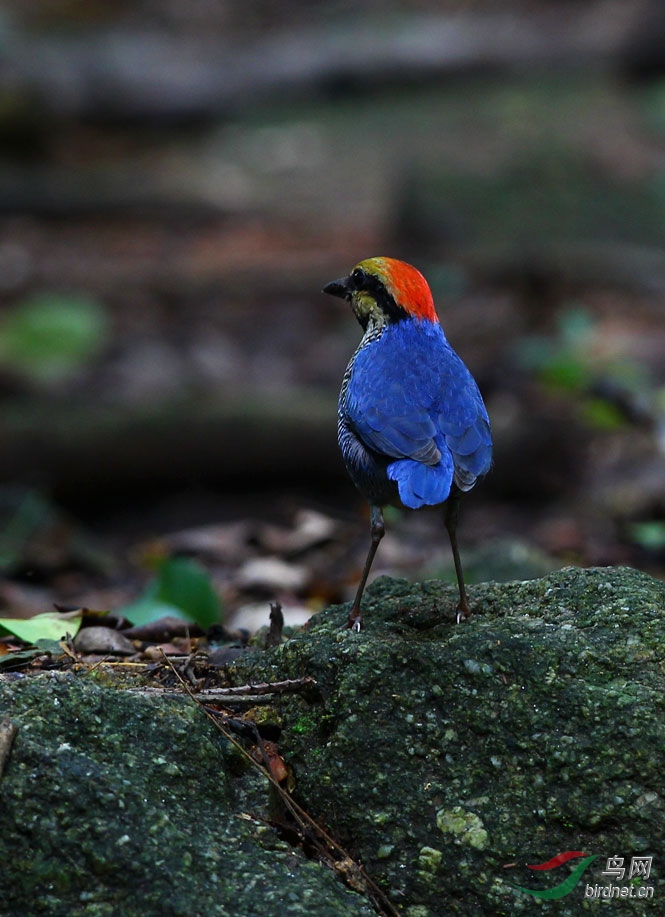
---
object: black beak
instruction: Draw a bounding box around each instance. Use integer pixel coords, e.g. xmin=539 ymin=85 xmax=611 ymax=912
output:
xmin=323 ymin=277 xmax=351 ymax=300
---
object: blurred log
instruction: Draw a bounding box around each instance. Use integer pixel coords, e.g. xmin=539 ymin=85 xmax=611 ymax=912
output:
xmin=458 ymin=241 xmax=665 ymax=298
xmin=0 ymin=390 xmax=342 ymax=508
xmin=0 ymin=166 xmax=229 ymax=219
xmin=391 ymin=159 xmax=665 ymax=297
xmin=0 ymin=8 xmax=637 ymax=124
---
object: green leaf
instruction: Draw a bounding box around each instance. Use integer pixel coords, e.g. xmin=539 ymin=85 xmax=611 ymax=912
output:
xmin=628 ymin=521 xmax=665 ymax=551
xmin=0 ymin=638 xmax=66 ymax=671
xmin=0 ymin=610 xmax=82 ymax=643
xmin=121 ymin=558 xmax=221 ymax=628
xmin=118 ymin=595 xmax=189 ymax=628
xmin=0 ymin=647 xmax=43 ymax=670
xmin=540 ymin=354 xmax=589 ymax=391
xmin=0 ymin=292 xmax=109 ymax=381
xmin=580 ymin=398 xmax=625 ymax=430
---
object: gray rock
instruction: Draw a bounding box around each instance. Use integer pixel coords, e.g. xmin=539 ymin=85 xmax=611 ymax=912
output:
xmin=237 ymin=565 xmax=665 ymax=916
xmin=0 ymin=675 xmax=373 ymax=917
xmin=1 ymin=565 xmax=662 ymax=916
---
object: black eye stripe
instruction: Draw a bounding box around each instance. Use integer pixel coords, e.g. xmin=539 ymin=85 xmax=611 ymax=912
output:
xmin=350 ymin=269 xmax=408 ymax=323
xmin=351 ymin=269 xmax=387 ymax=300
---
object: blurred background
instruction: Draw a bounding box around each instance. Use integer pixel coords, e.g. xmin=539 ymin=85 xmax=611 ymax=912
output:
xmin=1 ymin=0 xmax=665 ymax=630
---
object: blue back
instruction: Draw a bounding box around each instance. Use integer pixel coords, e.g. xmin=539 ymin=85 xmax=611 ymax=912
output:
xmin=345 ymin=320 xmax=492 ymax=509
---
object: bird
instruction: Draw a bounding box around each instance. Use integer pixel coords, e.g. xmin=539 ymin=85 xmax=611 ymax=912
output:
xmin=323 ymin=256 xmax=492 ymax=630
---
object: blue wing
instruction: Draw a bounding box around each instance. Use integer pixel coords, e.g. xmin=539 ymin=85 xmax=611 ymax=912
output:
xmin=345 ymin=321 xmax=492 ymax=508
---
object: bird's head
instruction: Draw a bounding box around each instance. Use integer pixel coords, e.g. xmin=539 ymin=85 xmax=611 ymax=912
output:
xmin=323 ymin=256 xmax=438 ymax=332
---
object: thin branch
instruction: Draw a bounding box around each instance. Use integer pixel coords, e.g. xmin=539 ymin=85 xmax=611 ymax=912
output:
xmin=195 ymin=676 xmax=318 ymax=700
xmin=160 ymin=652 xmax=399 ymax=917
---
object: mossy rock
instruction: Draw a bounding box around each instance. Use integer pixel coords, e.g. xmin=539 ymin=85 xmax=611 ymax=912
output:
xmin=236 ymin=565 xmax=665 ymax=916
xmin=1 ymin=566 xmax=662 ymax=916
xmin=0 ymin=675 xmax=373 ymax=917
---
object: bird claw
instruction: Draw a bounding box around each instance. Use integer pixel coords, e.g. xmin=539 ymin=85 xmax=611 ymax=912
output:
xmin=345 ymin=612 xmax=363 ymax=632
xmin=455 ymin=604 xmax=472 ymax=624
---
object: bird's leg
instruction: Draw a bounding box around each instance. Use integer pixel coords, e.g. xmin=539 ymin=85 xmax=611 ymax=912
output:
xmin=347 ymin=504 xmax=385 ymax=631
xmin=444 ymin=487 xmax=471 ymax=622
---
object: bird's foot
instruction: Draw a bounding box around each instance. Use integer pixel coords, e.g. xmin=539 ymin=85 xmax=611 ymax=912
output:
xmin=455 ymin=602 xmax=472 ymax=624
xmin=345 ymin=610 xmax=363 ymax=632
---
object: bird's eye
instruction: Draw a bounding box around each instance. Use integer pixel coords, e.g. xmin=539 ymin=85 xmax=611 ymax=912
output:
xmin=351 ymin=267 xmax=366 ymax=288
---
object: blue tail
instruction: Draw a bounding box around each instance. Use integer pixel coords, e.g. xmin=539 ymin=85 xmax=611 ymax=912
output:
xmin=387 ymin=452 xmax=454 ymax=509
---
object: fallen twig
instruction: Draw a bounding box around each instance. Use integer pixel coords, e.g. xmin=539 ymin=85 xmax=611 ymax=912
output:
xmin=160 ymin=652 xmax=399 ymax=917
xmin=195 ymin=676 xmax=317 ymax=700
